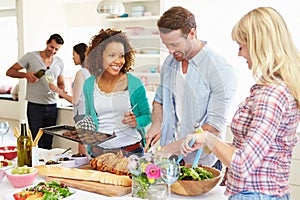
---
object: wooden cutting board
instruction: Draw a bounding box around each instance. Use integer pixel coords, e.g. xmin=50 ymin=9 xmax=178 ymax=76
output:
xmin=46 ymin=176 xmax=132 ymax=196
xmin=45 ymin=164 xmax=132 ymax=197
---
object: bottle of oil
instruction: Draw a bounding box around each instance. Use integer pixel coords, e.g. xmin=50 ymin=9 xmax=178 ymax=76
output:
xmin=17 ymin=119 xmax=32 ymax=167
xmin=34 ymin=69 xmax=46 ymax=78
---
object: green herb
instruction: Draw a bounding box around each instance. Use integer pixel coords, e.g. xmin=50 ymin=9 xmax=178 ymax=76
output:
xmin=178 ymin=166 xmax=214 ymax=181
xmin=27 ymin=181 xmax=74 ymax=200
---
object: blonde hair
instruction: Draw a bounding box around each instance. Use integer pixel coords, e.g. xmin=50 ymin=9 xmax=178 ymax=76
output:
xmin=232 ymin=7 xmax=300 ymax=108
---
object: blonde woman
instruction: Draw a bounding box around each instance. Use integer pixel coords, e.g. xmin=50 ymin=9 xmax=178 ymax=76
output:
xmin=181 ymin=7 xmax=300 ymax=200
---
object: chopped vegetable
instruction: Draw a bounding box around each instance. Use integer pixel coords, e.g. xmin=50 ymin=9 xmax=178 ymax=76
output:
xmin=178 ymin=166 xmax=214 ymax=181
xmin=13 ymin=181 xmax=74 ymax=200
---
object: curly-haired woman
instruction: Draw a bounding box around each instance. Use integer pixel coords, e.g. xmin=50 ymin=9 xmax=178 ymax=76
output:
xmin=83 ymin=28 xmax=151 ymax=157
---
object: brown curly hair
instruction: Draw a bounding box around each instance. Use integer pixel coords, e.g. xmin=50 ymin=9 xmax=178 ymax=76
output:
xmin=85 ymin=28 xmax=135 ymax=76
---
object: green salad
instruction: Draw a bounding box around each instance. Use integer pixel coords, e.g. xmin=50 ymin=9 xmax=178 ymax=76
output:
xmin=178 ymin=166 xmax=214 ymax=181
xmin=15 ymin=181 xmax=74 ymax=200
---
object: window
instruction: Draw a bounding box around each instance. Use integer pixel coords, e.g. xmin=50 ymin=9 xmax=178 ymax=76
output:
xmin=0 ymin=1 xmax=18 ymax=89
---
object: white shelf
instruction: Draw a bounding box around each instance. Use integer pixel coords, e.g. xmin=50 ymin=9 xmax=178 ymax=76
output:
xmin=131 ymin=71 xmax=160 ymax=78
xmin=135 ymin=53 xmax=160 ymax=58
xmin=106 ymin=15 xmax=159 ymax=22
xmin=128 ymin=35 xmax=160 ymax=40
xmin=122 ymin=0 xmax=158 ymax=2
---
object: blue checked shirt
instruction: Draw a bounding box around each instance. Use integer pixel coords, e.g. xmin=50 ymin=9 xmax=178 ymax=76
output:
xmin=155 ymin=43 xmax=237 ymax=165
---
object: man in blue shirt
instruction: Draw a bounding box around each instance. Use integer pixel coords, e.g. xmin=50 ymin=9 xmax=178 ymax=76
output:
xmin=145 ymin=6 xmax=237 ymax=170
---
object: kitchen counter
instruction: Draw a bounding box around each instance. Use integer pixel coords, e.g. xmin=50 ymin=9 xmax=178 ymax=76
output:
xmin=0 ymin=174 xmax=227 ymax=200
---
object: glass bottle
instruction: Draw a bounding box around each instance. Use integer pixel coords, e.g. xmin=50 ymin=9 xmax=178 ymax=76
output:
xmin=34 ymin=69 xmax=46 ymax=78
xmin=194 ymin=123 xmax=211 ymax=154
xmin=17 ymin=119 xmax=32 ymax=167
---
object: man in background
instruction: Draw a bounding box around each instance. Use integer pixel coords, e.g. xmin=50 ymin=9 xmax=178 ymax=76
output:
xmin=6 ymin=33 xmax=65 ymax=149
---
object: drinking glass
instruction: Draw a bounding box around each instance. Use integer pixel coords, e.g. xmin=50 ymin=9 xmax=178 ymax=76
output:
xmin=159 ymin=158 xmax=180 ymax=200
xmin=45 ymin=73 xmax=55 ymax=95
xmin=0 ymin=121 xmax=9 ymax=146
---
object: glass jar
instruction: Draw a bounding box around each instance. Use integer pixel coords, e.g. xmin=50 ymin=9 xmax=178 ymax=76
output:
xmin=132 ymin=176 xmax=166 ymax=200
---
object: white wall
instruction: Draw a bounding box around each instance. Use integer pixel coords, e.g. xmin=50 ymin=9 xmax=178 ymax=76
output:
xmin=163 ymin=0 xmax=300 ymax=120
xmin=17 ymin=0 xmax=300 ymax=120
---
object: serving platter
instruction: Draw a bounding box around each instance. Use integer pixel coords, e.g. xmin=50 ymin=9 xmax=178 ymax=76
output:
xmin=42 ymin=125 xmax=116 ymax=145
xmin=6 ymin=186 xmax=77 ymax=200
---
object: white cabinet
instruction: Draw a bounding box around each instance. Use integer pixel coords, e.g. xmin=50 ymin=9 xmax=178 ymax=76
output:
xmin=103 ymin=0 xmax=164 ymax=92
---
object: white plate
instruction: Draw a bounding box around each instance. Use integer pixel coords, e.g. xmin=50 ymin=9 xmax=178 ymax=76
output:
xmin=5 ymin=185 xmax=77 ymax=200
xmin=0 ymin=160 xmax=15 ymax=171
xmin=39 ymin=148 xmax=72 ymax=161
xmin=102 ymin=197 xmax=143 ymax=200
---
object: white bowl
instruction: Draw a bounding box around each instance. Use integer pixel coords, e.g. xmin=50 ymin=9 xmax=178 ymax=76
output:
xmin=58 ymin=158 xmax=76 ymax=168
xmin=44 ymin=160 xmax=63 ymax=167
xmin=39 ymin=148 xmax=72 ymax=161
xmin=71 ymin=156 xmax=89 ymax=166
xmin=131 ymin=11 xmax=144 ymax=17
xmin=132 ymin=6 xmax=145 ymax=12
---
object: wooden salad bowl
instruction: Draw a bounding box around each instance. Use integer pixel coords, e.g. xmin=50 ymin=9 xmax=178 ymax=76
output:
xmin=171 ymin=164 xmax=222 ymax=196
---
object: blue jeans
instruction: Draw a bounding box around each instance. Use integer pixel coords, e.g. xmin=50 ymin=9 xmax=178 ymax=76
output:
xmin=27 ymin=102 xmax=57 ymax=149
xmin=229 ymin=191 xmax=291 ymax=200
xmin=212 ymin=159 xmax=223 ymax=171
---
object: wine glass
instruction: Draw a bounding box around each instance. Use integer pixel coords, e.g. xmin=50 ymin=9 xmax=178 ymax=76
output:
xmin=45 ymin=73 xmax=55 ymax=95
xmin=0 ymin=121 xmax=9 ymax=146
xmin=159 ymin=158 xmax=180 ymax=200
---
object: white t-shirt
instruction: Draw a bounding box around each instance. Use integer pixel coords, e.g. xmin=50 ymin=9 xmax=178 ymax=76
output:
xmin=174 ymin=63 xmax=186 ymax=140
xmin=93 ymin=84 xmax=141 ymax=149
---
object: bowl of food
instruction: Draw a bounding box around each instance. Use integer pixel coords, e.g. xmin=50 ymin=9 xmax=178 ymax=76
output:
xmin=39 ymin=148 xmax=72 ymax=162
xmin=171 ymin=164 xmax=221 ymax=196
xmin=6 ymin=166 xmax=38 ymax=188
xmin=45 ymin=160 xmax=62 ymax=167
xmin=71 ymin=153 xmax=89 ymax=166
xmin=0 ymin=146 xmax=17 ymax=160
xmin=58 ymin=157 xmax=76 ymax=168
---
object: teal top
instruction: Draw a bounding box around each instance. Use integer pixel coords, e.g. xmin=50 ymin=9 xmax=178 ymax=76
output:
xmin=83 ymin=72 xmax=152 ymax=146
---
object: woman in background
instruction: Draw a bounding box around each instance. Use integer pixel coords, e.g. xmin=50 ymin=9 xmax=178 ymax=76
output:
xmin=181 ymin=7 xmax=300 ymax=200
xmin=83 ymin=28 xmax=151 ymax=157
xmin=50 ymin=43 xmax=90 ymax=154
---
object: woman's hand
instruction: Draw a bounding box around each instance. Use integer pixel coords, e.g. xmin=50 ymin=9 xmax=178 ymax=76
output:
xmin=49 ymin=83 xmax=60 ymax=93
xmin=122 ymin=111 xmax=137 ymax=128
xmin=78 ymin=143 xmax=88 ymax=155
xmin=180 ymin=132 xmax=207 ymax=156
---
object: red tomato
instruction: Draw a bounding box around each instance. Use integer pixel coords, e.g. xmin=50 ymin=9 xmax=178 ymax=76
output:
xmin=13 ymin=193 xmax=26 ymax=200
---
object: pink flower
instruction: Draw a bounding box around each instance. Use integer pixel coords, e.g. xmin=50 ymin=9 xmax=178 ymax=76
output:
xmin=145 ymin=164 xmax=160 ymax=179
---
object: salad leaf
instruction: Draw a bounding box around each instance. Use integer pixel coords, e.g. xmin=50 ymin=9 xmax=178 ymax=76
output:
xmin=178 ymin=166 xmax=214 ymax=181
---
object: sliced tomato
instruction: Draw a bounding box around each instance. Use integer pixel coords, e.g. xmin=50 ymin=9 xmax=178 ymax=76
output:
xmin=13 ymin=193 xmax=26 ymax=200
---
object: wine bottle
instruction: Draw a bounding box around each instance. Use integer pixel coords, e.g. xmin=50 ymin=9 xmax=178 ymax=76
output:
xmin=34 ymin=69 xmax=46 ymax=78
xmin=17 ymin=119 xmax=32 ymax=167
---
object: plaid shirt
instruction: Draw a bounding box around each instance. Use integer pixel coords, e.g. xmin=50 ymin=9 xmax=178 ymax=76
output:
xmin=226 ymin=82 xmax=299 ymax=197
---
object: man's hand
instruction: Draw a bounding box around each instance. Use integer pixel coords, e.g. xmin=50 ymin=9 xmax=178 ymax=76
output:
xmin=144 ymin=101 xmax=163 ymax=151
xmin=25 ymin=72 xmax=39 ymax=83
xmin=145 ymin=125 xmax=161 ymax=151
